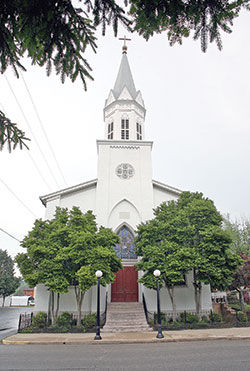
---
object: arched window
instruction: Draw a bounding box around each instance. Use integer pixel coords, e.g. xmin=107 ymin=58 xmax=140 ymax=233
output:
xmin=121 ymin=115 xmax=129 ymax=140
xmin=108 ymin=121 xmax=113 ymax=139
xmin=136 ymin=122 xmax=142 ymax=140
xmin=114 ymin=226 xmax=137 ymax=259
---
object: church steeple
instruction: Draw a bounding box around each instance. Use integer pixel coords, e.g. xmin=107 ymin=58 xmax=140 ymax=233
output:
xmin=104 ymin=44 xmax=146 ymax=141
xmin=113 ymin=53 xmax=137 ymax=100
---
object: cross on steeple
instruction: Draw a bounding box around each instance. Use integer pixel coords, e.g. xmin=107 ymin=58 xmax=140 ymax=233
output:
xmin=119 ymin=35 xmax=131 ymax=54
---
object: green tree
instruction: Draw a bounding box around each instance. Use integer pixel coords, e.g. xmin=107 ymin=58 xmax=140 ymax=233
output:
xmin=177 ymin=192 xmax=241 ymax=318
xmin=136 ymin=201 xmax=195 ymax=318
xmin=136 ymin=192 xmax=241 ymax=319
xmin=0 ymin=111 xmax=30 ymax=153
xmin=1 ymin=0 xmax=250 ymax=151
xmin=16 ymin=209 xmax=70 ymax=324
xmin=130 ymin=0 xmax=250 ymax=52
xmin=229 ymin=255 xmax=250 ymax=310
xmin=56 ymin=207 xmax=122 ymax=325
xmin=223 ymin=215 xmax=250 ymax=256
xmin=16 ymin=206 xmax=122 ymax=325
xmin=0 ymin=249 xmax=20 ymax=307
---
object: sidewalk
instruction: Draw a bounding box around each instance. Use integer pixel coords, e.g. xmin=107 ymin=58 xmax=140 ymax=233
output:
xmin=2 ymin=327 xmax=250 ymax=345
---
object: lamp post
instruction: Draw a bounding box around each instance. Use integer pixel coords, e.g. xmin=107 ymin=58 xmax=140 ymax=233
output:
xmin=154 ymin=269 xmax=164 ymax=339
xmin=94 ymin=270 xmax=103 ymax=340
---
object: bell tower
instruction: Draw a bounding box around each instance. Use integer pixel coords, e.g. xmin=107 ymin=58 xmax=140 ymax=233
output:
xmin=103 ymin=41 xmax=146 ymax=142
xmin=96 ymin=42 xmax=154 ymax=230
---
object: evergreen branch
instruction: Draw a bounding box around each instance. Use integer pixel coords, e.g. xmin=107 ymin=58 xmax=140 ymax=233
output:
xmin=0 ymin=110 xmax=30 ymax=152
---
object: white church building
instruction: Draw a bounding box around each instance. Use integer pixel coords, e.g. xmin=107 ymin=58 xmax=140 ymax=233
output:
xmin=35 ymin=44 xmax=212 ymax=317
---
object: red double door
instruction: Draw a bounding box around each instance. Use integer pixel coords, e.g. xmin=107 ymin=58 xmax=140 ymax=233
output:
xmin=111 ymin=266 xmax=138 ymax=302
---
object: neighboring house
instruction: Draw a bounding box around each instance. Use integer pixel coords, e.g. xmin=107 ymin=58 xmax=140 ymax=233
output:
xmin=35 ymin=44 xmax=212 ymax=317
xmin=23 ymin=289 xmax=34 ymax=297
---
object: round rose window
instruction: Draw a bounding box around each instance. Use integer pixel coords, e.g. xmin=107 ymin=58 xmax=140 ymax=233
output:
xmin=116 ymin=163 xmax=135 ymax=179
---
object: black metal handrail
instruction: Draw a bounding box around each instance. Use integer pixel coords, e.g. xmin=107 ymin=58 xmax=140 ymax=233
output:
xmin=100 ymin=292 xmax=108 ymax=327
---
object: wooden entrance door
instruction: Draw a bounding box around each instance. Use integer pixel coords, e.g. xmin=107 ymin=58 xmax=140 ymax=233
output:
xmin=111 ymin=266 xmax=138 ymax=302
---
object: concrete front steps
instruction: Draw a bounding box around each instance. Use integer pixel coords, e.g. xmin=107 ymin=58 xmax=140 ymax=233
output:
xmin=102 ymin=302 xmax=152 ymax=332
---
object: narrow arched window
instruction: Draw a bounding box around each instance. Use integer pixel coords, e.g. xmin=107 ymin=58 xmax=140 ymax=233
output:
xmin=136 ymin=122 xmax=142 ymax=140
xmin=114 ymin=226 xmax=137 ymax=259
xmin=108 ymin=122 xmax=113 ymax=139
xmin=121 ymin=115 xmax=129 ymax=140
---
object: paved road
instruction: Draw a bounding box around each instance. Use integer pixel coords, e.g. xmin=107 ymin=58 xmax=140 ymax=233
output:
xmin=1 ymin=340 xmax=250 ymax=370
xmin=0 ymin=307 xmax=33 ymax=341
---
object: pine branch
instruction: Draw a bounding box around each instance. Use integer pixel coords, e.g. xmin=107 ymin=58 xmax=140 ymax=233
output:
xmin=0 ymin=110 xmax=30 ymax=152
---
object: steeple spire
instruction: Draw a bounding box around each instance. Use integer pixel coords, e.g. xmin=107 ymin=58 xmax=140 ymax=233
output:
xmin=113 ymin=52 xmax=137 ymax=99
xmin=103 ymin=45 xmax=146 ymax=141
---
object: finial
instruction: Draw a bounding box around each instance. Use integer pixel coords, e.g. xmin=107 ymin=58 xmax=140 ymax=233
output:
xmin=119 ymin=35 xmax=131 ymax=54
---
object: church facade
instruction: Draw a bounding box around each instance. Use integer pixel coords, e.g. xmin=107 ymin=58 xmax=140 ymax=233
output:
xmin=35 ymin=46 xmax=212 ymax=317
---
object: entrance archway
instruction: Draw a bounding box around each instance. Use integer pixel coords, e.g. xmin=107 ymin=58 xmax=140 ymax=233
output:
xmin=111 ymin=226 xmax=138 ymax=302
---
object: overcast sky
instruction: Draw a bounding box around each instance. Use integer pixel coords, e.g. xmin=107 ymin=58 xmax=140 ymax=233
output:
xmin=1 ymin=10 xmax=250 ymax=262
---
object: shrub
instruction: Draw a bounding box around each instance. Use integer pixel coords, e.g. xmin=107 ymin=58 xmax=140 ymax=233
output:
xmin=237 ymin=311 xmax=248 ymax=323
xmin=20 ymin=327 xmax=33 ymax=333
xmin=180 ymin=312 xmax=199 ymax=324
xmin=32 ymin=312 xmax=47 ymax=328
xmin=166 ymin=321 xmax=184 ymax=329
xmin=209 ymin=311 xmax=222 ymax=323
xmin=200 ymin=316 xmax=209 ymax=324
xmin=154 ymin=312 xmax=166 ymax=323
xmin=245 ymin=304 xmax=250 ymax=311
xmin=81 ymin=313 xmax=97 ymax=329
xmin=55 ymin=312 xmax=71 ymax=328
xmin=227 ymin=292 xmax=239 ymax=304
xmin=229 ymin=303 xmax=241 ymax=311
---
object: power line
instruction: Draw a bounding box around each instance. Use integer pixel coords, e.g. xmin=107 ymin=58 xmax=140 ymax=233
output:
xmin=1 ymin=103 xmax=52 ymax=192
xmin=27 ymin=152 xmax=52 ymax=192
xmin=0 ymin=227 xmax=21 ymax=243
xmin=20 ymin=71 xmax=67 ymax=187
xmin=4 ymin=75 xmax=61 ymax=189
xmin=0 ymin=178 xmax=38 ymax=219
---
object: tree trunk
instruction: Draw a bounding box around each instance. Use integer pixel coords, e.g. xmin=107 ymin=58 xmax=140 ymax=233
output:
xmin=50 ymin=291 xmax=55 ymax=326
xmin=48 ymin=291 xmax=51 ymax=324
xmin=238 ymin=289 xmax=245 ymax=311
xmin=193 ymin=269 xmax=202 ymax=320
xmin=167 ymin=286 xmax=177 ymax=320
xmin=2 ymin=296 xmax=5 ymax=307
xmin=55 ymin=293 xmax=60 ymax=318
xmin=74 ymin=285 xmax=85 ymax=326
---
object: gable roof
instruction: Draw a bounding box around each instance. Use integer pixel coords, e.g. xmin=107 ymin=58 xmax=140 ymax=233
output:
xmin=40 ymin=179 xmax=97 ymax=207
xmin=152 ymin=179 xmax=183 ymax=196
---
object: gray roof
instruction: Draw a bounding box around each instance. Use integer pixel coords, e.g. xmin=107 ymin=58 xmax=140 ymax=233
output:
xmin=152 ymin=180 xmax=183 ymax=196
xmin=112 ymin=53 xmax=138 ymax=99
xmin=40 ymin=179 xmax=97 ymax=207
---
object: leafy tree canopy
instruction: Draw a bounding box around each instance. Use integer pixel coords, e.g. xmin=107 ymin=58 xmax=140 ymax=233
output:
xmin=130 ymin=0 xmax=250 ymax=52
xmin=1 ymin=0 xmax=250 ymax=151
xmin=136 ymin=191 xmax=241 ymax=317
xmin=223 ymin=214 xmax=250 ymax=256
xmin=16 ymin=206 xmax=122 ymax=322
xmin=228 ymin=254 xmax=250 ymax=310
xmin=0 ymin=249 xmax=20 ymax=306
xmin=229 ymin=255 xmax=250 ymax=290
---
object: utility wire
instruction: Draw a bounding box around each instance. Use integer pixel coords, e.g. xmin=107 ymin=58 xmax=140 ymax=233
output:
xmin=1 ymin=104 xmax=52 ymax=192
xmin=27 ymin=153 xmax=52 ymax=192
xmin=0 ymin=227 xmax=21 ymax=243
xmin=0 ymin=178 xmax=38 ymax=219
xmin=4 ymin=75 xmax=61 ymax=189
xmin=0 ymin=101 xmax=7 ymax=112
xmin=20 ymin=72 xmax=67 ymax=187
